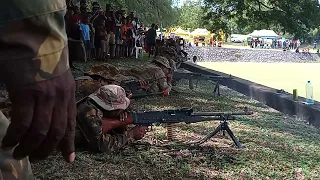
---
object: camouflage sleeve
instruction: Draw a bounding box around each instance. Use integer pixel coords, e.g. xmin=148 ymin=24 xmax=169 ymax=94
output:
xmin=0 ymin=111 xmax=34 ymax=180
xmin=153 ymin=69 xmax=171 ymax=93
xmin=0 ymin=0 xmax=69 ymax=86
xmin=77 ymin=102 xmax=131 ymax=152
xmin=75 ymin=78 xmax=101 ymax=101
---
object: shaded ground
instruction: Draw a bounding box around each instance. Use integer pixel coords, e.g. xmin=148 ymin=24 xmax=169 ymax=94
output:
xmin=32 ymin=58 xmax=320 ymax=180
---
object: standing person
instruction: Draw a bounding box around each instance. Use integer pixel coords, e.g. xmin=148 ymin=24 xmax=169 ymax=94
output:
xmin=89 ymin=19 xmax=96 ymax=60
xmin=68 ymin=6 xmax=82 ymax=40
xmin=96 ymin=20 xmax=108 ymax=60
xmin=80 ymin=14 xmax=92 ymax=60
xmin=146 ymin=24 xmax=157 ymax=57
xmin=121 ymin=18 xmax=128 ymax=57
xmin=126 ymin=17 xmax=134 ymax=58
xmin=115 ymin=12 xmax=123 ymax=58
xmin=0 ymin=0 xmax=76 ymax=178
xmin=105 ymin=10 xmax=117 ymax=59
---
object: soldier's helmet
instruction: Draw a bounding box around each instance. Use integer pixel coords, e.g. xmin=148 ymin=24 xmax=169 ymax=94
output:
xmin=152 ymin=56 xmax=171 ymax=69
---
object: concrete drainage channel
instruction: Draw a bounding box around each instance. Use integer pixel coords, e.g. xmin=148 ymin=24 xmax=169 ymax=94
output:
xmin=181 ymin=62 xmax=320 ymax=128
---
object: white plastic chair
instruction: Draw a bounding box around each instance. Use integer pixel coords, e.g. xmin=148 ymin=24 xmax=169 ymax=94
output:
xmin=134 ymin=36 xmax=143 ymax=59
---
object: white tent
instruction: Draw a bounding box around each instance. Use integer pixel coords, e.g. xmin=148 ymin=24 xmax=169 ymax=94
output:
xmin=191 ymin=28 xmax=210 ymax=36
xmin=174 ymin=28 xmax=189 ymax=35
xmin=249 ymin=29 xmax=279 ymax=38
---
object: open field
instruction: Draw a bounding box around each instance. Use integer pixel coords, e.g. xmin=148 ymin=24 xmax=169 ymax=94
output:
xmin=199 ymin=62 xmax=320 ymax=101
xmin=31 ymin=58 xmax=320 ymax=180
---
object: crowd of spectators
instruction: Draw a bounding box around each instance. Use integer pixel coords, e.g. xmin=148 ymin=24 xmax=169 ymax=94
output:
xmin=65 ymin=2 xmax=153 ymax=61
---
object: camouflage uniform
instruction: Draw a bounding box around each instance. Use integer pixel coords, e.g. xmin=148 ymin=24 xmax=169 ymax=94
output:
xmin=76 ymin=85 xmax=134 ymax=152
xmin=158 ymin=46 xmax=178 ymax=71
xmin=74 ymin=73 xmax=134 ymax=147
xmin=85 ymin=63 xmax=121 ymax=78
xmin=75 ymin=76 xmax=101 ymax=101
xmin=85 ymin=63 xmax=137 ymax=86
xmin=124 ymin=56 xmax=172 ymax=93
xmin=0 ymin=1 xmax=70 ymax=179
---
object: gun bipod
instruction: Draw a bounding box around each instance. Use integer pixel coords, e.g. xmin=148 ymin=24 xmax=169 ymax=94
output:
xmin=190 ymin=115 xmax=243 ymax=149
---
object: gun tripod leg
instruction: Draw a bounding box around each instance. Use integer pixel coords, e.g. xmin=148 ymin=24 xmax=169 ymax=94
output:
xmin=213 ymin=82 xmax=220 ymax=96
xmin=192 ymin=123 xmax=223 ymax=145
xmin=192 ymin=121 xmax=243 ymax=149
xmin=224 ymin=123 xmax=243 ymax=149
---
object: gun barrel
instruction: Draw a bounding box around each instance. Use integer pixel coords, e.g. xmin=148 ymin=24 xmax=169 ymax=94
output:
xmin=191 ymin=111 xmax=253 ymax=116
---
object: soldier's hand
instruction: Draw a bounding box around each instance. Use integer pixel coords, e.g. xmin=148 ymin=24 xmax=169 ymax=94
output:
xmin=128 ymin=126 xmax=148 ymax=140
xmin=1 ymin=70 xmax=76 ymax=163
xmin=119 ymin=111 xmax=128 ymax=121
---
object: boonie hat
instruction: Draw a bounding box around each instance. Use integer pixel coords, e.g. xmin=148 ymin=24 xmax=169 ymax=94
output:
xmin=89 ymin=85 xmax=130 ymax=111
xmin=152 ymin=56 xmax=171 ymax=69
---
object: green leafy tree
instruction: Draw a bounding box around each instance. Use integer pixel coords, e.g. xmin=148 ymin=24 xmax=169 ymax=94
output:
xmin=202 ymin=0 xmax=320 ymax=39
xmin=178 ymin=0 xmax=204 ymax=30
xmin=99 ymin=0 xmax=179 ymax=27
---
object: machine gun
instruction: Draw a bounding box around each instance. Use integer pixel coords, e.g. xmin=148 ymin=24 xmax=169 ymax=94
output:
xmin=101 ymin=107 xmax=253 ymax=148
xmin=172 ymin=71 xmax=233 ymax=96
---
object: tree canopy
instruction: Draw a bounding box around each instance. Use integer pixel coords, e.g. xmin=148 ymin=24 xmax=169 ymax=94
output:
xmin=177 ymin=0 xmax=204 ymax=30
xmin=77 ymin=0 xmax=320 ymax=39
xmin=99 ymin=0 xmax=179 ymax=27
xmin=202 ymin=0 xmax=320 ymax=38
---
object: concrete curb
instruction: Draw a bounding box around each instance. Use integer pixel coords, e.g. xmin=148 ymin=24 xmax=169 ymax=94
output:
xmin=181 ymin=62 xmax=320 ymax=127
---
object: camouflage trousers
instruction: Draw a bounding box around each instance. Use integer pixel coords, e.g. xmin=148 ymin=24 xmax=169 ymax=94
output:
xmin=0 ymin=111 xmax=34 ymax=180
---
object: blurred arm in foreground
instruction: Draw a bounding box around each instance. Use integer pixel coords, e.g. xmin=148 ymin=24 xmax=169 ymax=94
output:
xmin=0 ymin=0 xmax=77 ymax=179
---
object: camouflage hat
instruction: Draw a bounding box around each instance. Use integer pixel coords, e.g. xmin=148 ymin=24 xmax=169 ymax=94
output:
xmin=166 ymin=47 xmax=177 ymax=56
xmin=89 ymin=85 xmax=130 ymax=111
xmin=152 ymin=56 xmax=171 ymax=69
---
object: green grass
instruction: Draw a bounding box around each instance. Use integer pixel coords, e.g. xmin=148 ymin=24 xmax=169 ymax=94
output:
xmin=199 ymin=62 xmax=320 ymax=101
xmin=32 ymin=58 xmax=320 ymax=179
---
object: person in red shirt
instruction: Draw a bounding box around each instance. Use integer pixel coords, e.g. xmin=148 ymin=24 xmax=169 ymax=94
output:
xmin=70 ymin=6 xmax=81 ymax=24
xmin=121 ymin=18 xmax=128 ymax=57
xmin=126 ymin=17 xmax=134 ymax=58
xmin=67 ymin=6 xmax=82 ymax=40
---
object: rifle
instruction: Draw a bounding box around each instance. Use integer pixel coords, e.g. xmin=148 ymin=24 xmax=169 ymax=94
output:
xmin=172 ymin=71 xmax=233 ymax=96
xmin=120 ymin=78 xmax=168 ymax=98
xmin=101 ymin=107 xmax=253 ymax=148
